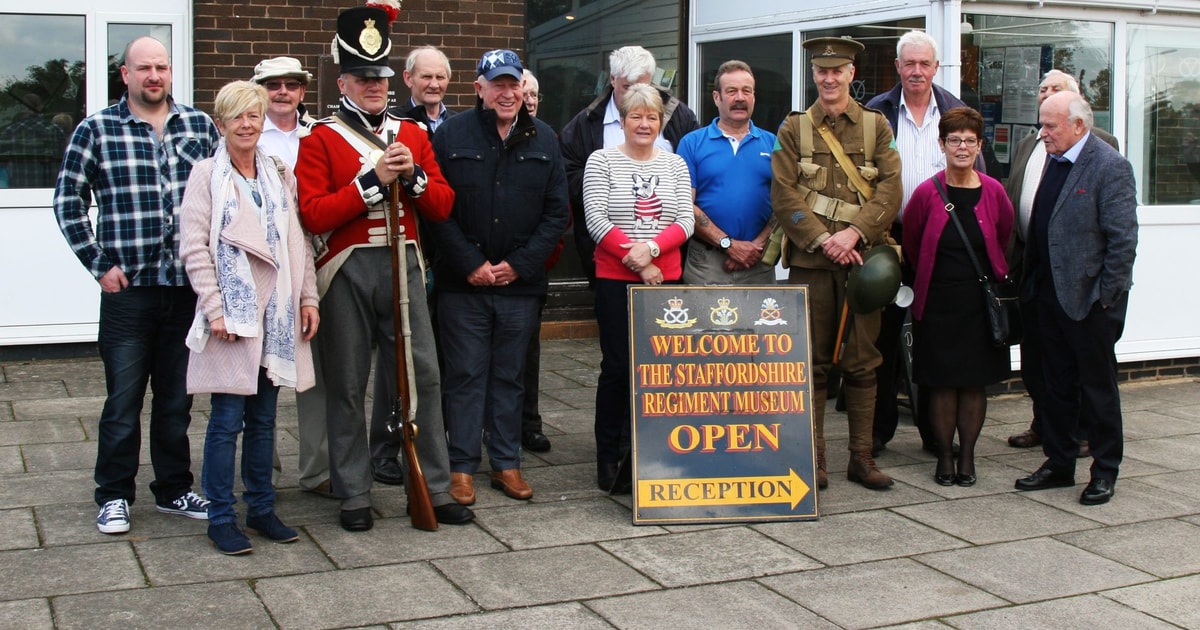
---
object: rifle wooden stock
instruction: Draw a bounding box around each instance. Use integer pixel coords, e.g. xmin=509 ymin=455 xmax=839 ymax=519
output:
xmin=387 ymin=130 xmax=437 ymax=531
xmin=832 ymin=296 xmax=851 ymax=366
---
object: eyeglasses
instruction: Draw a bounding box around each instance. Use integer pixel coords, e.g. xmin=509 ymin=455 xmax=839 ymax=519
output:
xmin=523 ymin=92 xmax=543 ymax=103
xmin=944 ymin=136 xmax=980 ymax=148
xmin=263 ymin=80 xmax=304 ymax=92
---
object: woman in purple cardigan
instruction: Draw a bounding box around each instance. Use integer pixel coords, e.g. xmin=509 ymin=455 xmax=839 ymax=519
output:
xmin=903 ymin=107 xmax=1014 ymax=488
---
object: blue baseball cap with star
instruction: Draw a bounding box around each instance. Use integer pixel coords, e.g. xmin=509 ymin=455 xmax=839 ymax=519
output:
xmin=477 ymin=49 xmax=524 ymax=81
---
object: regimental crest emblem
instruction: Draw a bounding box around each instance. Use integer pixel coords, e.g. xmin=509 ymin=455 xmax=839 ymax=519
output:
xmin=823 ymin=45 xmax=836 ymax=56
xmin=709 ymin=297 xmax=738 ymax=326
xmin=359 ymin=18 xmax=383 ymax=55
xmin=754 ymin=297 xmax=788 ymax=326
xmin=656 ymin=297 xmax=697 ymax=329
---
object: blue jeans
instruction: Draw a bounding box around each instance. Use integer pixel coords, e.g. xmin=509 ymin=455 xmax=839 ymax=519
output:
xmin=94 ymin=286 xmax=196 ymax=506
xmin=439 ymin=292 xmax=539 ymax=473
xmin=202 ymin=368 xmax=279 ymax=525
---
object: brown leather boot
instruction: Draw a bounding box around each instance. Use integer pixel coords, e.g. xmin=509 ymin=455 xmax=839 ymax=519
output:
xmin=449 ymin=472 xmax=476 ymax=505
xmin=847 ymin=451 xmax=894 ymax=489
xmin=811 ymin=383 xmax=828 ymax=490
xmin=816 ymin=451 xmax=828 ymax=490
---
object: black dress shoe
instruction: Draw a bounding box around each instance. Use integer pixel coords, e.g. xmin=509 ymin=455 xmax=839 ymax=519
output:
xmin=433 ymin=503 xmax=475 ymax=524
xmin=934 ymin=456 xmax=955 ymax=486
xmin=372 ymin=457 xmax=404 ymax=486
xmin=339 ymin=507 xmax=374 ymax=532
xmin=1080 ymin=478 xmax=1115 ymax=505
xmin=955 ymin=473 xmax=976 ymax=487
xmin=1015 ymin=467 xmax=1075 ymax=491
xmin=522 ymin=430 xmax=551 ymax=453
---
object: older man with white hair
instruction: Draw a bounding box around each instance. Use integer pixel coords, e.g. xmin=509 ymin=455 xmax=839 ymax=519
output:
xmin=1014 ymin=90 xmax=1136 ymax=506
xmin=1004 ymin=68 xmax=1119 ymax=454
xmin=521 ymin=69 xmax=540 ymax=118
xmin=401 ymin=45 xmax=454 ymax=135
xmin=865 ymin=30 xmax=984 ymax=456
xmin=560 ymin=45 xmax=698 ymax=282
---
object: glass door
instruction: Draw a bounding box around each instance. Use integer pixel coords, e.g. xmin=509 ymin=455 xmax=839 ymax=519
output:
xmin=0 ymin=2 xmax=188 ymax=344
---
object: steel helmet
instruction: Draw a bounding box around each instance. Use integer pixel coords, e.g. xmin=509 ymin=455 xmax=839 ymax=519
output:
xmin=846 ymin=246 xmax=902 ymax=314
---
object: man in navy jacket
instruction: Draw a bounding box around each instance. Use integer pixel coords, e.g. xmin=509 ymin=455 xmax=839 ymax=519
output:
xmin=431 ymin=49 xmax=569 ymax=504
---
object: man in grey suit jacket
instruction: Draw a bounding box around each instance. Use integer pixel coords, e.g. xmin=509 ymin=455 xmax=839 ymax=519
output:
xmin=1014 ymin=91 xmax=1137 ymax=506
xmin=1004 ymin=69 xmax=1119 ymax=454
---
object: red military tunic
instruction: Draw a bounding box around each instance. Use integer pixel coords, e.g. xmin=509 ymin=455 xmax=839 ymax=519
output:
xmin=296 ymin=114 xmax=453 ymax=291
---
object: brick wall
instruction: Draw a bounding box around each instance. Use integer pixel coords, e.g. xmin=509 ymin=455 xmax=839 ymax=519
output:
xmin=987 ymin=355 xmax=1200 ymax=396
xmin=191 ymin=0 xmax=526 ymax=115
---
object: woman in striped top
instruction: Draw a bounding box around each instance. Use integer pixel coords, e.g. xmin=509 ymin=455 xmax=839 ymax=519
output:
xmin=583 ymin=83 xmax=694 ymax=493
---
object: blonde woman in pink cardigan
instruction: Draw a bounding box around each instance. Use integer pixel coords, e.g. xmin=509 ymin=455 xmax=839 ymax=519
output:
xmin=180 ymin=81 xmax=319 ymax=555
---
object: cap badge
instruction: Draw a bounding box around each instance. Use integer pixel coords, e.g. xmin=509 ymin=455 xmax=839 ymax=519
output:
xmin=823 ymin=45 xmax=835 ymax=56
xmin=359 ymin=18 xmax=382 ymax=55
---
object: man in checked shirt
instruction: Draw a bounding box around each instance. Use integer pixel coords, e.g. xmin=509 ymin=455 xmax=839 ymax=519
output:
xmin=54 ymin=36 xmax=220 ymax=535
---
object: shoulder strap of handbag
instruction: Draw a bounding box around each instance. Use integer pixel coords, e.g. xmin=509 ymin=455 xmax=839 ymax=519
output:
xmin=931 ymin=176 xmax=990 ymax=283
xmin=807 ymin=108 xmax=874 ymax=201
xmin=268 ymin=155 xmax=287 ymax=177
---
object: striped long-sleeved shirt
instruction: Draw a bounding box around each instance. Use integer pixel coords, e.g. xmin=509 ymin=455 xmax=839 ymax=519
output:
xmin=583 ymin=147 xmax=694 ymax=282
xmin=54 ymin=96 xmax=219 ymax=286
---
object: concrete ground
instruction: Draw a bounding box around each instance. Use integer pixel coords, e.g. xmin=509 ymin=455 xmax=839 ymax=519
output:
xmin=1 ymin=337 xmax=1198 ymax=629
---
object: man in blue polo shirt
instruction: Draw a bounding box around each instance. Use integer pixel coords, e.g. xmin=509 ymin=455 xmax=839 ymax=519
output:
xmin=678 ymin=60 xmax=777 ymax=285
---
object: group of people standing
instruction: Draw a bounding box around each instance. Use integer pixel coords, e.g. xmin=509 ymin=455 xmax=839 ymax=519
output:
xmin=51 ymin=6 xmax=1136 ymax=557
xmin=853 ymin=32 xmax=1136 ymax=503
xmin=53 ymin=3 xmax=568 ymax=553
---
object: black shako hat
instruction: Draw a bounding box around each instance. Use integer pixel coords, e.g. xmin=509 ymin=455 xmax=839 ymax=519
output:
xmin=332 ymin=5 xmax=395 ymax=78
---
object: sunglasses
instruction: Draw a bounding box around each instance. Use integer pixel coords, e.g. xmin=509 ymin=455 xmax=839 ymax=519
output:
xmin=263 ymin=80 xmax=304 ymax=92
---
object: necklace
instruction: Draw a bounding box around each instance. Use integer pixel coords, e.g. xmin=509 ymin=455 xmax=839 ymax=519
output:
xmin=238 ymin=171 xmax=262 ymax=206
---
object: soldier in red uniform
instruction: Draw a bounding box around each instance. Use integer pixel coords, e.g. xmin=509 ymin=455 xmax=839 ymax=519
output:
xmin=295 ymin=2 xmax=472 ymax=531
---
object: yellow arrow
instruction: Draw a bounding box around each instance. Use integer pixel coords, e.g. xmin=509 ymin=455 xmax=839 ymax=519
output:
xmin=636 ymin=469 xmax=811 ymax=510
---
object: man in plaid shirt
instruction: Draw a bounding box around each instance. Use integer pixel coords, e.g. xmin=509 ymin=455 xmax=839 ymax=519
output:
xmin=54 ymin=36 xmax=220 ymax=535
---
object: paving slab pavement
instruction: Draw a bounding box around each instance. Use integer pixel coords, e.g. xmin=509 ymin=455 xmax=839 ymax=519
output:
xmin=1 ymin=338 xmax=1198 ymax=629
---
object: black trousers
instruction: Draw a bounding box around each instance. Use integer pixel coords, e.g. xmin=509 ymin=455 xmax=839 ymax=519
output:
xmin=1019 ymin=301 xmax=1089 ymax=441
xmin=1035 ymin=287 xmax=1127 ymax=482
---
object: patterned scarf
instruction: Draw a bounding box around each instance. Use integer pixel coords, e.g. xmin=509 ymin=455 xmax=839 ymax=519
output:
xmin=206 ymin=144 xmax=299 ymax=387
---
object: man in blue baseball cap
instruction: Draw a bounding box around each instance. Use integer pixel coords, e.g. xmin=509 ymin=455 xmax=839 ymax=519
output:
xmin=428 ymin=49 xmax=569 ymax=505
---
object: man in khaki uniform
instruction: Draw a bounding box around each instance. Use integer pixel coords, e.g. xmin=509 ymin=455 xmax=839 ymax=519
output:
xmin=771 ymin=37 xmax=903 ymax=490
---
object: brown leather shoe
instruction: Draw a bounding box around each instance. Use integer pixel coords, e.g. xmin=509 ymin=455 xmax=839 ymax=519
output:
xmin=1008 ymin=427 xmax=1042 ymax=448
xmin=847 ymin=451 xmax=894 ymax=489
xmin=450 ymin=472 xmax=476 ymax=505
xmin=816 ymin=452 xmax=828 ymax=490
xmin=490 ymin=468 xmax=532 ymax=500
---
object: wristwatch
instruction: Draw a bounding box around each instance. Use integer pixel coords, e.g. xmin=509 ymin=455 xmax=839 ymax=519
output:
xmin=647 ymin=240 xmax=661 ymax=258
xmin=719 ymin=236 xmax=733 ymax=250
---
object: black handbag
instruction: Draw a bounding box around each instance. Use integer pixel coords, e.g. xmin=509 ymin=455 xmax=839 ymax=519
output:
xmin=931 ymin=177 xmax=1022 ymax=347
